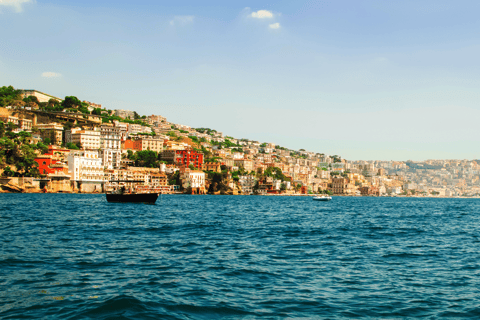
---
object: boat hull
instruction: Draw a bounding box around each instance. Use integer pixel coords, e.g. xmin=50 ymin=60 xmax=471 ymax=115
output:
xmin=312 ymin=196 xmax=332 ymax=201
xmin=106 ymin=193 xmax=159 ymax=204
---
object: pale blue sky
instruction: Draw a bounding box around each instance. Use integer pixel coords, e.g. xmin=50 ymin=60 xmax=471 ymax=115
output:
xmin=1 ymin=0 xmax=479 ymax=160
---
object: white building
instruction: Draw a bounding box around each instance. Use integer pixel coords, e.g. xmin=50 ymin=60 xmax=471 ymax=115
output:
xmin=128 ymin=123 xmax=151 ymax=136
xmin=239 ymin=175 xmax=257 ymax=194
xmin=21 ymin=89 xmax=61 ymax=103
xmin=100 ymin=124 xmax=121 ymax=169
xmin=67 ymin=150 xmax=105 ymax=192
xmin=180 ymin=170 xmax=206 ymax=190
xmin=65 ymin=128 xmax=100 ymax=150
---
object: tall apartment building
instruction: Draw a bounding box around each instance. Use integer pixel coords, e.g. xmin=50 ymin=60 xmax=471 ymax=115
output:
xmin=112 ymin=121 xmax=128 ymax=140
xmin=100 ymin=124 xmax=122 ymax=169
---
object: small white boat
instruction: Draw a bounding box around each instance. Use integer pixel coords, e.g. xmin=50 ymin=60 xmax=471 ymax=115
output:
xmin=312 ymin=196 xmax=332 ymax=201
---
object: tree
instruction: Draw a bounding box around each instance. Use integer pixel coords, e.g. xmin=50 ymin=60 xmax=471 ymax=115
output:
xmin=126 ymin=150 xmax=135 ymax=160
xmin=135 ymin=150 xmax=158 ymax=168
xmin=0 ymin=86 xmax=22 ymax=107
xmin=168 ymin=171 xmax=180 ymax=185
xmin=189 ymin=164 xmax=195 ymax=170
xmin=62 ymin=96 xmax=83 ymax=109
xmin=23 ymin=95 xmax=40 ymax=104
xmin=3 ymin=166 xmax=14 ymax=177
xmin=66 ymin=142 xmax=79 ymax=150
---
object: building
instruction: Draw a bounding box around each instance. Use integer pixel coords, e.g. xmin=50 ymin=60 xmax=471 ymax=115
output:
xmin=145 ymin=114 xmax=166 ymax=126
xmin=67 ymin=150 xmax=104 ymax=192
xmin=36 ymin=123 xmax=64 ymax=145
xmin=113 ymin=121 xmax=128 ymax=140
xmin=0 ymin=116 xmax=32 ymax=133
xmin=20 ymin=89 xmax=61 ymax=103
xmin=18 ymin=118 xmax=32 ymax=132
xmin=234 ymin=159 xmax=254 ymax=172
xmin=65 ymin=128 xmax=100 ymax=150
xmin=34 ymin=155 xmax=64 ymax=175
xmin=100 ymin=124 xmax=121 ymax=169
xmin=239 ymin=175 xmax=257 ymax=194
xmin=128 ymin=124 xmax=151 ymax=136
xmin=133 ymin=136 xmax=163 ymax=153
xmin=180 ymin=168 xmax=206 ymax=193
xmin=160 ymin=149 xmax=204 ymax=169
xmin=204 ymin=162 xmax=221 ymax=172
xmin=331 ymin=177 xmax=348 ymax=194
xmin=114 ymin=109 xmax=135 ymax=119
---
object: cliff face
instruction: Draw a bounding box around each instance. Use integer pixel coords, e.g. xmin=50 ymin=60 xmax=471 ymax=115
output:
xmin=207 ymin=178 xmax=242 ymax=195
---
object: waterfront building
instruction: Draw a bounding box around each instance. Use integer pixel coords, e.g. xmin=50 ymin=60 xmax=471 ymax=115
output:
xmin=239 ymin=175 xmax=257 ymax=194
xmin=67 ymin=150 xmax=105 ymax=192
xmin=180 ymin=168 xmax=206 ymax=193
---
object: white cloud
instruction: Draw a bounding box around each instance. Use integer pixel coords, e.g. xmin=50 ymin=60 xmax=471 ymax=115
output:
xmin=169 ymin=15 xmax=194 ymax=26
xmin=0 ymin=0 xmax=34 ymax=13
xmin=41 ymin=72 xmax=61 ymax=78
xmin=251 ymin=10 xmax=274 ymax=19
xmin=269 ymin=22 xmax=280 ymax=29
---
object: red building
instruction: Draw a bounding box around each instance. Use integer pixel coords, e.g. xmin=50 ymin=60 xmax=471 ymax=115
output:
xmin=34 ymin=155 xmax=58 ymax=175
xmin=34 ymin=146 xmax=71 ymax=175
xmin=161 ymin=150 xmax=204 ymax=169
xmin=301 ymin=186 xmax=308 ymax=194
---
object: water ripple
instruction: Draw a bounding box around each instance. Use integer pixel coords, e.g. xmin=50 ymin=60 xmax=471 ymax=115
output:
xmin=1 ymin=194 xmax=480 ymax=318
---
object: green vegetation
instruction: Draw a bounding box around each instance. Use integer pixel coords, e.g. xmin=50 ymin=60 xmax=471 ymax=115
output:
xmin=195 ymin=128 xmax=217 ymax=135
xmin=66 ymin=142 xmax=80 ymax=150
xmin=127 ymin=150 xmax=159 ymax=168
xmin=167 ymin=131 xmax=177 ymax=138
xmin=263 ymin=167 xmax=289 ymax=182
xmin=0 ymin=86 xmax=23 ymax=107
xmin=0 ymin=121 xmax=45 ymax=177
xmin=168 ymin=171 xmax=180 ymax=185
xmin=204 ymin=156 xmax=222 ymax=163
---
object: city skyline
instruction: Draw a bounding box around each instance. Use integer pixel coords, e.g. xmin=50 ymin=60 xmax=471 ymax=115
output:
xmin=1 ymin=0 xmax=479 ymax=161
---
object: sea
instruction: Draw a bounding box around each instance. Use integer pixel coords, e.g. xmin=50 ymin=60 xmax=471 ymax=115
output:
xmin=1 ymin=194 xmax=480 ymax=319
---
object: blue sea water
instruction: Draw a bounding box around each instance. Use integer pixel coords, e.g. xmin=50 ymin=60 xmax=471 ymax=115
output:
xmin=1 ymin=194 xmax=480 ymax=319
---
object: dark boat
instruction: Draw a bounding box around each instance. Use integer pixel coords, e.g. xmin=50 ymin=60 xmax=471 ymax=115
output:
xmin=106 ymin=180 xmax=159 ymax=204
xmin=106 ymin=192 xmax=159 ymax=204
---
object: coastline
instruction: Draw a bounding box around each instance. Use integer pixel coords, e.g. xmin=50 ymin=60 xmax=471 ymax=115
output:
xmin=1 ymin=190 xmax=479 ymax=199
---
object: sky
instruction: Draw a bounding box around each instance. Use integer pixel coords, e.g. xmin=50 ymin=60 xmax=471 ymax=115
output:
xmin=1 ymin=0 xmax=480 ymax=161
